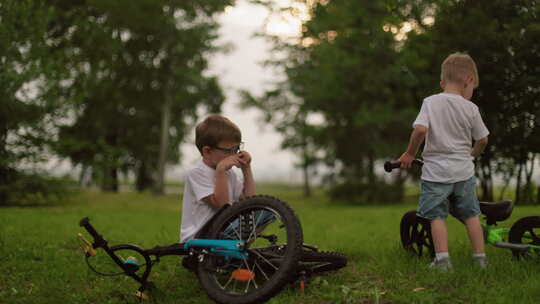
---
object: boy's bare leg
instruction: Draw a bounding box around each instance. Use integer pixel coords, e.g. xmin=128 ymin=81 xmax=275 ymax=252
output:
xmin=431 ymin=219 xmax=449 ymax=253
xmin=429 ymin=219 xmax=453 ymax=270
xmin=464 ymin=216 xmax=485 ymax=254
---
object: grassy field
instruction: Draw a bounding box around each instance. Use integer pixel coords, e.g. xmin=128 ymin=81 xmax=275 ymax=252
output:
xmin=2 ymin=185 xmax=540 ymax=304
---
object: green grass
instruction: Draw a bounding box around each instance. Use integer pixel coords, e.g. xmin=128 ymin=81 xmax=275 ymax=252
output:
xmin=2 ymin=186 xmax=540 ymax=303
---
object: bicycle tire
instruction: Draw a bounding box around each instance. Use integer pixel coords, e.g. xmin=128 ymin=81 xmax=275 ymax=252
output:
xmin=297 ymin=250 xmax=347 ymax=275
xmin=196 ymin=195 xmax=303 ymax=304
xmin=508 ymin=216 xmax=540 ymax=258
xmin=400 ymin=210 xmax=435 ymax=258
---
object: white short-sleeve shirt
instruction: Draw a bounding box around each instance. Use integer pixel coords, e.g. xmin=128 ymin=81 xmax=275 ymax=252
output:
xmin=413 ymin=93 xmax=489 ymax=183
xmin=180 ymin=160 xmax=243 ymax=242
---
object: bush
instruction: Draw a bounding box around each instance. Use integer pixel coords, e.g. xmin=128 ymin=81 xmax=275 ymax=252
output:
xmin=0 ymin=169 xmax=73 ymax=206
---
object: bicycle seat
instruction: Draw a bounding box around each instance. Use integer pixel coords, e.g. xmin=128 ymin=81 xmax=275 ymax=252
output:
xmin=479 ymin=200 xmax=513 ymax=225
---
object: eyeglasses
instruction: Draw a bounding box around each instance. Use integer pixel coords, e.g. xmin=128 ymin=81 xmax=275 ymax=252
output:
xmin=212 ymin=142 xmax=244 ymax=154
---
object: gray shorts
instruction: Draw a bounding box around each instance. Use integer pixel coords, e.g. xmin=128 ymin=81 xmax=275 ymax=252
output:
xmin=417 ymin=176 xmax=480 ymax=221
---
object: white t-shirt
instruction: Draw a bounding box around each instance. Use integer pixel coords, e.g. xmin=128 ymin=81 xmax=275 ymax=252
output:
xmin=413 ymin=92 xmax=489 ymax=183
xmin=180 ymin=160 xmax=243 ymax=242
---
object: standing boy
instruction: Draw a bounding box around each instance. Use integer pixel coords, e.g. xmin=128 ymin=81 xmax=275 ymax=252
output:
xmin=398 ymin=53 xmax=489 ymax=270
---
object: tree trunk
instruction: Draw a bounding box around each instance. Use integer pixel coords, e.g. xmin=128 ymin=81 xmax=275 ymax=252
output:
xmin=154 ymin=92 xmax=172 ymax=196
xmin=478 ymin=161 xmax=493 ymax=201
xmin=302 ymin=161 xmax=311 ymax=197
xmin=136 ymin=161 xmax=153 ymax=192
xmin=300 ymin=125 xmax=311 ymax=197
xmin=101 ymin=132 xmax=119 ymax=192
xmin=78 ymin=164 xmax=88 ymax=187
xmin=536 ymin=185 xmax=540 ymax=205
xmin=515 ymin=162 xmax=523 ymax=204
xmin=109 ymin=166 xmax=118 ymax=192
xmin=101 ymin=164 xmax=118 ymax=192
xmin=523 ymin=153 xmax=535 ymax=204
xmin=367 ymin=151 xmax=375 ymax=185
xmin=0 ymin=127 xmax=10 ymax=204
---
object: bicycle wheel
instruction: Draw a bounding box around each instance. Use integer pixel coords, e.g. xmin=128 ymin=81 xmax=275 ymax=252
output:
xmin=297 ymin=249 xmax=347 ymax=275
xmin=197 ymin=195 xmax=303 ymax=304
xmin=400 ymin=210 xmax=435 ymax=258
xmin=508 ymin=216 xmax=540 ymax=258
xmin=86 ymin=244 xmax=151 ymax=276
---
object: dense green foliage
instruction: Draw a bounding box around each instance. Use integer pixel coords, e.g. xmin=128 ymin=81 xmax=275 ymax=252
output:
xmin=2 ymin=189 xmax=540 ymax=303
xmin=246 ymin=0 xmax=539 ymax=204
xmin=0 ymin=1 xmax=64 ymax=204
xmin=0 ymin=0 xmax=233 ymax=203
xmin=401 ymin=0 xmax=540 ymax=203
xmin=2 ymin=0 xmax=539 ymax=205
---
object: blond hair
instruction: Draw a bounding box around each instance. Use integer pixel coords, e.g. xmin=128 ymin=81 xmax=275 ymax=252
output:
xmin=195 ymin=114 xmax=241 ymax=154
xmin=441 ymin=53 xmax=479 ymax=88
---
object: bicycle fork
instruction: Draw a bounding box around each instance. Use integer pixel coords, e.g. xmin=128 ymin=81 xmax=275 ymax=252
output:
xmin=483 ymin=225 xmax=530 ymax=252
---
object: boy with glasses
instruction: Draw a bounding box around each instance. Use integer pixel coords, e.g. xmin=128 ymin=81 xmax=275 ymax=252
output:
xmin=180 ymin=114 xmax=255 ymax=243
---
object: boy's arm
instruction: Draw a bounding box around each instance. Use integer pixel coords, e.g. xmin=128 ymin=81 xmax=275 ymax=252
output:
xmin=471 ymin=136 xmax=488 ymax=158
xmin=241 ymin=166 xmax=256 ymax=198
xmin=205 ymin=155 xmax=241 ymax=208
xmin=208 ymin=168 xmax=231 ymax=208
xmin=398 ymin=125 xmax=428 ymax=168
xmin=237 ymin=151 xmax=255 ymax=198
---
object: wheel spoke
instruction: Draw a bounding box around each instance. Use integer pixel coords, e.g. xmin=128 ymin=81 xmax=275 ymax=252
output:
xmin=223 ymin=221 xmax=243 ymax=240
xmin=250 ymin=249 xmax=279 ymax=271
xmin=246 ymin=210 xmax=258 ymax=243
xmin=241 ymin=258 xmax=257 ymax=291
xmin=528 ymin=228 xmax=540 ymax=244
xmin=198 ymin=197 xmax=302 ymax=302
xmin=411 ymin=222 xmax=419 ymax=241
xmin=222 ymin=272 xmax=235 ymax=289
xmin=254 ymin=260 xmax=271 ymax=281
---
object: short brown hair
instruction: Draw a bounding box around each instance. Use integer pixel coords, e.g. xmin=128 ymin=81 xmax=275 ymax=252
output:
xmin=195 ymin=114 xmax=241 ymax=154
xmin=441 ymin=53 xmax=479 ymax=88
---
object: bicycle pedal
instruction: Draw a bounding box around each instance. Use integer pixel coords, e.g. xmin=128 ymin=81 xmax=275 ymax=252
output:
xmin=135 ymin=291 xmax=149 ymax=300
xmin=80 ymin=245 xmax=97 ymax=257
xmin=77 ymin=233 xmax=96 ymax=256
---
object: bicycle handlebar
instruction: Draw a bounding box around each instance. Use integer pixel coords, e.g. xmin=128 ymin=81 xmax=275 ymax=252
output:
xmin=78 ymin=217 xmax=152 ymax=287
xmin=384 ymin=159 xmax=424 ymax=172
xmin=80 ymin=217 xmax=99 ymax=238
xmin=79 ymin=217 xmax=107 ymax=248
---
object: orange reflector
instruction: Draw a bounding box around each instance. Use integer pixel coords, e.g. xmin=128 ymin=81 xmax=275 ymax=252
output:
xmin=231 ymin=269 xmax=255 ymax=281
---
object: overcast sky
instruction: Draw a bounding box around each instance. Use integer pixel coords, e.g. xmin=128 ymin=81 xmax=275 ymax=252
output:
xmin=174 ymin=0 xmax=300 ymax=182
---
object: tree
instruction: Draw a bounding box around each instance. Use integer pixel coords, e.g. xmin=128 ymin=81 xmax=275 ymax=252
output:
xmin=49 ymin=0 xmax=230 ymax=193
xmin=246 ymin=0 xmax=418 ymax=203
xmin=402 ymin=0 xmax=540 ymax=203
xmin=0 ymin=0 xmax=68 ymax=204
xmin=251 ymin=0 xmax=539 ymax=204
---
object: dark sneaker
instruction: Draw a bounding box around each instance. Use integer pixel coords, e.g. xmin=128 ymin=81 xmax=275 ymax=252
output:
xmin=429 ymin=257 xmax=453 ymax=271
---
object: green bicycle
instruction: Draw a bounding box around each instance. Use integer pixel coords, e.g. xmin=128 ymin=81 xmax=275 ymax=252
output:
xmin=385 ymin=160 xmax=540 ymax=259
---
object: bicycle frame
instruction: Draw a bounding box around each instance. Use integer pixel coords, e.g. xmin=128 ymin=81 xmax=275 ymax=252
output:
xmin=483 ymin=224 xmax=509 ymax=244
xmin=78 ymin=217 xmax=248 ymax=296
xmin=78 ymin=195 xmax=347 ymax=303
xmin=482 ymin=223 xmax=540 ymax=252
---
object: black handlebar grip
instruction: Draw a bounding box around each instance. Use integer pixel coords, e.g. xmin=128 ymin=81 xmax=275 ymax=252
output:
xmin=384 ymin=159 xmax=424 ymax=172
xmin=384 ymin=161 xmax=401 ymax=172
xmin=79 ymin=217 xmax=101 ymax=241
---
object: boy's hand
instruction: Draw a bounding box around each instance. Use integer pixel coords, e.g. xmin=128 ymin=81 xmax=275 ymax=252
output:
xmin=397 ymin=152 xmax=415 ymax=169
xmin=237 ymin=151 xmax=252 ymax=169
xmin=216 ymin=155 xmax=241 ymax=172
